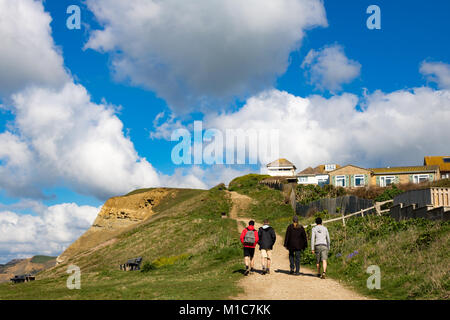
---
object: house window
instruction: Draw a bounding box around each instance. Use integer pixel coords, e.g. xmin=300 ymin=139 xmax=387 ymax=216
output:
xmin=413 ymin=174 xmax=429 ymax=184
xmin=317 ymin=178 xmax=328 ymax=187
xmin=444 ymin=158 xmax=450 ymax=163
xmin=380 ymin=176 xmax=396 ymax=187
xmin=325 ymin=164 xmax=336 ymax=171
xmin=354 ymin=175 xmax=365 ymax=187
xmin=335 ymin=175 xmax=346 ymax=187
xmin=298 ymin=176 xmax=308 ymax=183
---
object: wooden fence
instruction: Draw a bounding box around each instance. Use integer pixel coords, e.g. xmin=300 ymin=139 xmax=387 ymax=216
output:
xmin=303 ymin=200 xmax=393 ymax=228
xmin=431 ymin=187 xmax=450 ymax=207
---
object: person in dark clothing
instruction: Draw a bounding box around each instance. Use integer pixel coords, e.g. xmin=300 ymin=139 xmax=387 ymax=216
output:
xmin=284 ymin=215 xmax=308 ymax=275
xmin=258 ymin=219 xmax=276 ymax=275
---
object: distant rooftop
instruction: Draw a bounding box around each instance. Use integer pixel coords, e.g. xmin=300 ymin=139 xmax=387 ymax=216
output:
xmin=424 ymin=156 xmax=450 ymax=172
xmin=369 ymin=165 xmax=440 ymax=174
xmin=266 ymin=158 xmax=296 ymax=169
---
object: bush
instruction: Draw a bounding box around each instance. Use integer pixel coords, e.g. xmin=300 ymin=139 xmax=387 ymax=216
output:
xmin=415 ymin=231 xmax=434 ymax=249
xmin=141 ymin=262 xmax=157 ymax=273
xmin=374 ymin=184 xmax=404 ymax=202
xmin=296 ymin=184 xmax=346 ymax=205
xmin=141 ymin=254 xmax=191 ymax=273
xmin=228 ymin=174 xmax=270 ymax=193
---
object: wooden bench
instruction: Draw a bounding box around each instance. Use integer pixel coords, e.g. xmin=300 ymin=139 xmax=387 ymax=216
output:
xmin=119 ymin=257 xmax=143 ymax=271
xmin=10 ymin=274 xmax=35 ymax=283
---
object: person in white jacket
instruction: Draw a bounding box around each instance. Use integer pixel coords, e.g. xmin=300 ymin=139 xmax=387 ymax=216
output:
xmin=311 ymin=217 xmax=330 ymax=279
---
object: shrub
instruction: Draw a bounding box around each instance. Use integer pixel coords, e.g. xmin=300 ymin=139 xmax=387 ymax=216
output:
xmin=228 ymin=174 xmax=270 ymax=193
xmin=141 ymin=262 xmax=157 ymax=273
xmin=374 ymin=184 xmax=404 ymax=202
xmin=141 ymin=254 xmax=191 ymax=273
xmin=415 ymin=231 xmax=434 ymax=249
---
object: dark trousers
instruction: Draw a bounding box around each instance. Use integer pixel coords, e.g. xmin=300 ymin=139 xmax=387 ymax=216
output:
xmin=289 ymin=250 xmax=301 ymax=272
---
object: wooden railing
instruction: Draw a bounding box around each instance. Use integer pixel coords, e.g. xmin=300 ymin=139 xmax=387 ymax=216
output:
xmin=431 ymin=187 xmax=450 ymax=207
xmin=304 ymin=200 xmax=393 ymax=228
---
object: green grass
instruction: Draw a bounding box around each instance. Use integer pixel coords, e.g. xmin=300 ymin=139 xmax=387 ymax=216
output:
xmin=299 ymin=214 xmax=450 ymax=300
xmin=124 ymin=187 xmax=157 ymax=196
xmin=229 ymin=174 xmax=294 ymax=234
xmin=229 ymin=174 xmax=450 ymax=300
xmin=30 ymin=255 xmax=56 ymax=264
xmin=0 ymin=187 xmax=243 ymax=300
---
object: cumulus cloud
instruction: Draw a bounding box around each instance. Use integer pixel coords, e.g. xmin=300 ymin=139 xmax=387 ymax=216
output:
xmin=0 ymin=202 xmax=99 ymax=263
xmin=160 ymin=165 xmax=253 ymax=190
xmin=0 ymin=0 xmax=69 ymax=98
xmin=0 ymin=83 xmax=161 ymax=200
xmin=84 ymin=0 xmax=327 ymax=112
xmin=204 ymin=87 xmax=450 ymax=170
xmin=420 ymin=61 xmax=450 ymax=89
xmin=301 ymin=44 xmax=361 ymax=92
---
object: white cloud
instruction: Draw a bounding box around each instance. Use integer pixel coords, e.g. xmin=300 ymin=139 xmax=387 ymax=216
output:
xmin=0 ymin=0 xmax=69 ymax=98
xmin=84 ymin=0 xmax=327 ymax=112
xmin=150 ymin=112 xmax=185 ymax=140
xmin=301 ymin=44 xmax=361 ymax=92
xmin=420 ymin=61 xmax=450 ymax=89
xmin=0 ymin=83 xmax=161 ymax=200
xmin=204 ymin=87 xmax=450 ymax=170
xmin=160 ymin=165 xmax=253 ymax=190
xmin=0 ymin=203 xmax=99 ymax=263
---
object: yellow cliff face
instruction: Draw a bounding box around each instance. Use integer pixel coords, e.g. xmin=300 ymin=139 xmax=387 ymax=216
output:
xmin=56 ymin=189 xmax=170 ymax=265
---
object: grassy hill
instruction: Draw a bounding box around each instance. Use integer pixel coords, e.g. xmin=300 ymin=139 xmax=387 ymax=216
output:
xmin=1 ymin=174 xmax=448 ymax=300
xmin=0 ymin=186 xmax=243 ymax=299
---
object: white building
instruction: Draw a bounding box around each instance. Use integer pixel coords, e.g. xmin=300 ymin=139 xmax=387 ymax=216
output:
xmin=266 ymin=159 xmax=297 ymax=177
xmin=297 ymin=164 xmax=340 ymax=186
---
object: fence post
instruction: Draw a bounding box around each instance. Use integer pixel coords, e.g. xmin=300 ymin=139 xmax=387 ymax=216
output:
xmin=342 ymin=212 xmax=346 ymax=227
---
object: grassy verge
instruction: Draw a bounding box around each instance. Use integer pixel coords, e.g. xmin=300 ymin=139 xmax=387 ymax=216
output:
xmin=0 ymin=186 xmax=243 ymax=300
xmin=30 ymin=255 xmax=56 ymax=264
xmin=299 ymin=214 xmax=450 ymax=300
xmin=229 ymin=174 xmax=450 ymax=299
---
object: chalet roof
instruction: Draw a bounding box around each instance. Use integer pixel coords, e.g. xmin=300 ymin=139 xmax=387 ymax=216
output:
xmin=298 ymin=166 xmax=323 ymax=175
xmin=328 ymin=164 xmax=371 ymax=174
xmin=424 ymin=156 xmax=450 ymax=172
xmin=298 ymin=167 xmax=314 ymax=175
xmin=298 ymin=164 xmax=341 ymax=176
xmin=266 ymin=158 xmax=296 ymax=169
xmin=369 ymin=165 xmax=440 ymax=174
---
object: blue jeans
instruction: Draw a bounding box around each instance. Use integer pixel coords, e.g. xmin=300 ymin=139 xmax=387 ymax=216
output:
xmin=289 ymin=250 xmax=301 ymax=272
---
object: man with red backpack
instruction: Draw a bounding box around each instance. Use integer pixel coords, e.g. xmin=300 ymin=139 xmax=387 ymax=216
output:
xmin=240 ymin=220 xmax=259 ymax=276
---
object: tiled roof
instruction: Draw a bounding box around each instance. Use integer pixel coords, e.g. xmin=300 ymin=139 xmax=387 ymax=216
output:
xmin=328 ymin=164 xmax=371 ymax=173
xmin=369 ymin=165 xmax=440 ymax=174
xmin=298 ymin=167 xmax=316 ymax=175
xmin=424 ymin=156 xmax=450 ymax=172
xmin=267 ymin=158 xmax=296 ymax=168
xmin=298 ymin=164 xmax=341 ymax=175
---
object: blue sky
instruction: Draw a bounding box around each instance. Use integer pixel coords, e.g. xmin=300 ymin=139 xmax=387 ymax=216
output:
xmin=0 ymin=0 xmax=449 ymax=262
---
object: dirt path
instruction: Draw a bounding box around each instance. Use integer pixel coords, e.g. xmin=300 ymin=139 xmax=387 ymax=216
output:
xmin=227 ymin=191 xmax=369 ymax=300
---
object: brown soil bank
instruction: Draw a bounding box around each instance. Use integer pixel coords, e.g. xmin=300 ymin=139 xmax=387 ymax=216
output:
xmin=0 ymin=256 xmax=56 ymax=283
xmin=56 ymin=188 xmax=171 ymax=264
